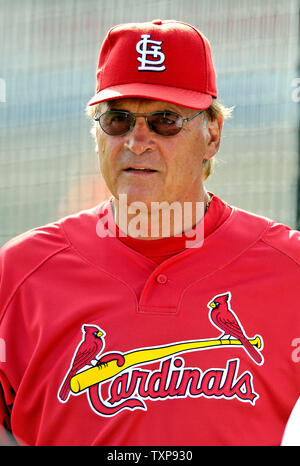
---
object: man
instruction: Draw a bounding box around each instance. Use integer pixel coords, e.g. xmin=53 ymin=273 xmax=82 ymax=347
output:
xmin=0 ymin=19 xmax=299 ymax=446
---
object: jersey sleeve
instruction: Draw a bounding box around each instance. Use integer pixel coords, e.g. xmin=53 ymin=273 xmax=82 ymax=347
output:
xmin=0 ymin=245 xmax=15 ymax=444
xmin=0 ymin=224 xmax=70 ymax=444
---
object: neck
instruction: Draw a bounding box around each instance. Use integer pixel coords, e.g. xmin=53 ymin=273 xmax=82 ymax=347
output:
xmin=112 ymin=192 xmax=211 ymax=240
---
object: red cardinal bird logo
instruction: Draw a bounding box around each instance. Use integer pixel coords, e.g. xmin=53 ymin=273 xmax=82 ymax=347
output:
xmin=58 ymin=325 xmax=105 ymax=402
xmin=208 ymin=292 xmax=263 ymax=365
xmin=58 ymin=324 xmax=125 ymax=403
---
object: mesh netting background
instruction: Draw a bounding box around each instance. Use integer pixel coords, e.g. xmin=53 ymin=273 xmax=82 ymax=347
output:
xmin=0 ymin=0 xmax=299 ymax=246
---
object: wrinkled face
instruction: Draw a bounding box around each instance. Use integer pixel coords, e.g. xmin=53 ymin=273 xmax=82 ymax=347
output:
xmin=95 ymin=98 xmax=221 ymax=207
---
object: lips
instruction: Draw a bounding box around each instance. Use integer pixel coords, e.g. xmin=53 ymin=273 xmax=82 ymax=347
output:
xmin=123 ymin=167 xmax=157 ymax=173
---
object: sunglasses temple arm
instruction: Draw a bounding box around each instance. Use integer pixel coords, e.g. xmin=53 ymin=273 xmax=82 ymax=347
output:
xmin=185 ymin=110 xmax=205 ymax=122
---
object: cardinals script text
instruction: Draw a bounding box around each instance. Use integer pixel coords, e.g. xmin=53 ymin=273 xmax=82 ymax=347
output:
xmin=87 ymin=357 xmax=258 ymax=417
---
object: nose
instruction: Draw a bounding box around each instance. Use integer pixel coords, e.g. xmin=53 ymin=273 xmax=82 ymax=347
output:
xmin=123 ymin=117 xmax=155 ymax=156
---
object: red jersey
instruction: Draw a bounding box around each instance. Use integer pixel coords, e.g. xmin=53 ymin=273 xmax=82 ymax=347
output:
xmin=0 ymin=194 xmax=300 ymax=446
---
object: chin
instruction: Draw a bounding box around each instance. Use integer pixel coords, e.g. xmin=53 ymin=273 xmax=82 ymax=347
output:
xmin=116 ymin=189 xmax=162 ymax=207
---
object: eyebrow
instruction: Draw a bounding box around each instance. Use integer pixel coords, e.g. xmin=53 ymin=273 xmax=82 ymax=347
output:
xmin=106 ymin=99 xmax=184 ymax=115
xmin=106 ymin=105 xmax=185 ymax=117
xmin=107 ymin=108 xmax=180 ymax=115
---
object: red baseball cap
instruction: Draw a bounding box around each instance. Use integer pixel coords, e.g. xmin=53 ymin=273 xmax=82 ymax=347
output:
xmin=87 ymin=19 xmax=217 ymax=109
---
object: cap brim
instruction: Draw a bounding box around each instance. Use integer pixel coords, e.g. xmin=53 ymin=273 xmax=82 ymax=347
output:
xmin=87 ymin=83 xmax=212 ymax=110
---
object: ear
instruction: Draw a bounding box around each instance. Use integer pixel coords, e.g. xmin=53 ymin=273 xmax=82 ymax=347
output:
xmin=203 ymin=115 xmax=223 ymax=160
xmin=95 ymin=125 xmax=106 ymax=156
xmin=94 ymin=125 xmax=100 ymax=155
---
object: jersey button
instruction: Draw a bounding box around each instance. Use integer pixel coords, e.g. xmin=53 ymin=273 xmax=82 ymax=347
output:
xmin=156 ymin=274 xmax=168 ymax=284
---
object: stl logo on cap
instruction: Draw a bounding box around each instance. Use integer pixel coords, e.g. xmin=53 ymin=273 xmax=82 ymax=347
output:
xmin=136 ymin=34 xmax=166 ymax=72
xmin=87 ymin=20 xmax=217 ymax=109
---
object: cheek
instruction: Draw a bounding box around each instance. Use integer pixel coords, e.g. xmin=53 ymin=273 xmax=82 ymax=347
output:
xmin=96 ymin=134 xmax=114 ymax=181
xmin=166 ymin=146 xmax=202 ymax=180
xmin=97 ymin=132 xmax=116 ymax=166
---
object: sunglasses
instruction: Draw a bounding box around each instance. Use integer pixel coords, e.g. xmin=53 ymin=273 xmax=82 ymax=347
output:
xmin=94 ymin=109 xmax=204 ymax=137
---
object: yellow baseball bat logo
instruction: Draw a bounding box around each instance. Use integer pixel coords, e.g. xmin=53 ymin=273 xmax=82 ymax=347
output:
xmin=70 ymin=335 xmax=262 ymax=394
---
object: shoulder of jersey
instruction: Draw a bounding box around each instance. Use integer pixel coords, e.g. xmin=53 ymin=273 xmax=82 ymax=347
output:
xmin=0 ymin=203 xmax=105 ymax=318
xmin=260 ymin=219 xmax=300 ymax=265
xmin=233 ymin=205 xmax=300 ymax=265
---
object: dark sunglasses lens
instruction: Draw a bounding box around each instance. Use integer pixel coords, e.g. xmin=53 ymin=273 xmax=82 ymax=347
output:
xmin=148 ymin=112 xmax=183 ymax=136
xmin=100 ymin=111 xmax=133 ymax=135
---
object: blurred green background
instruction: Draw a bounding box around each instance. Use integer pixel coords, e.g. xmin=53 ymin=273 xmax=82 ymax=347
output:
xmin=0 ymin=0 xmax=299 ymax=246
